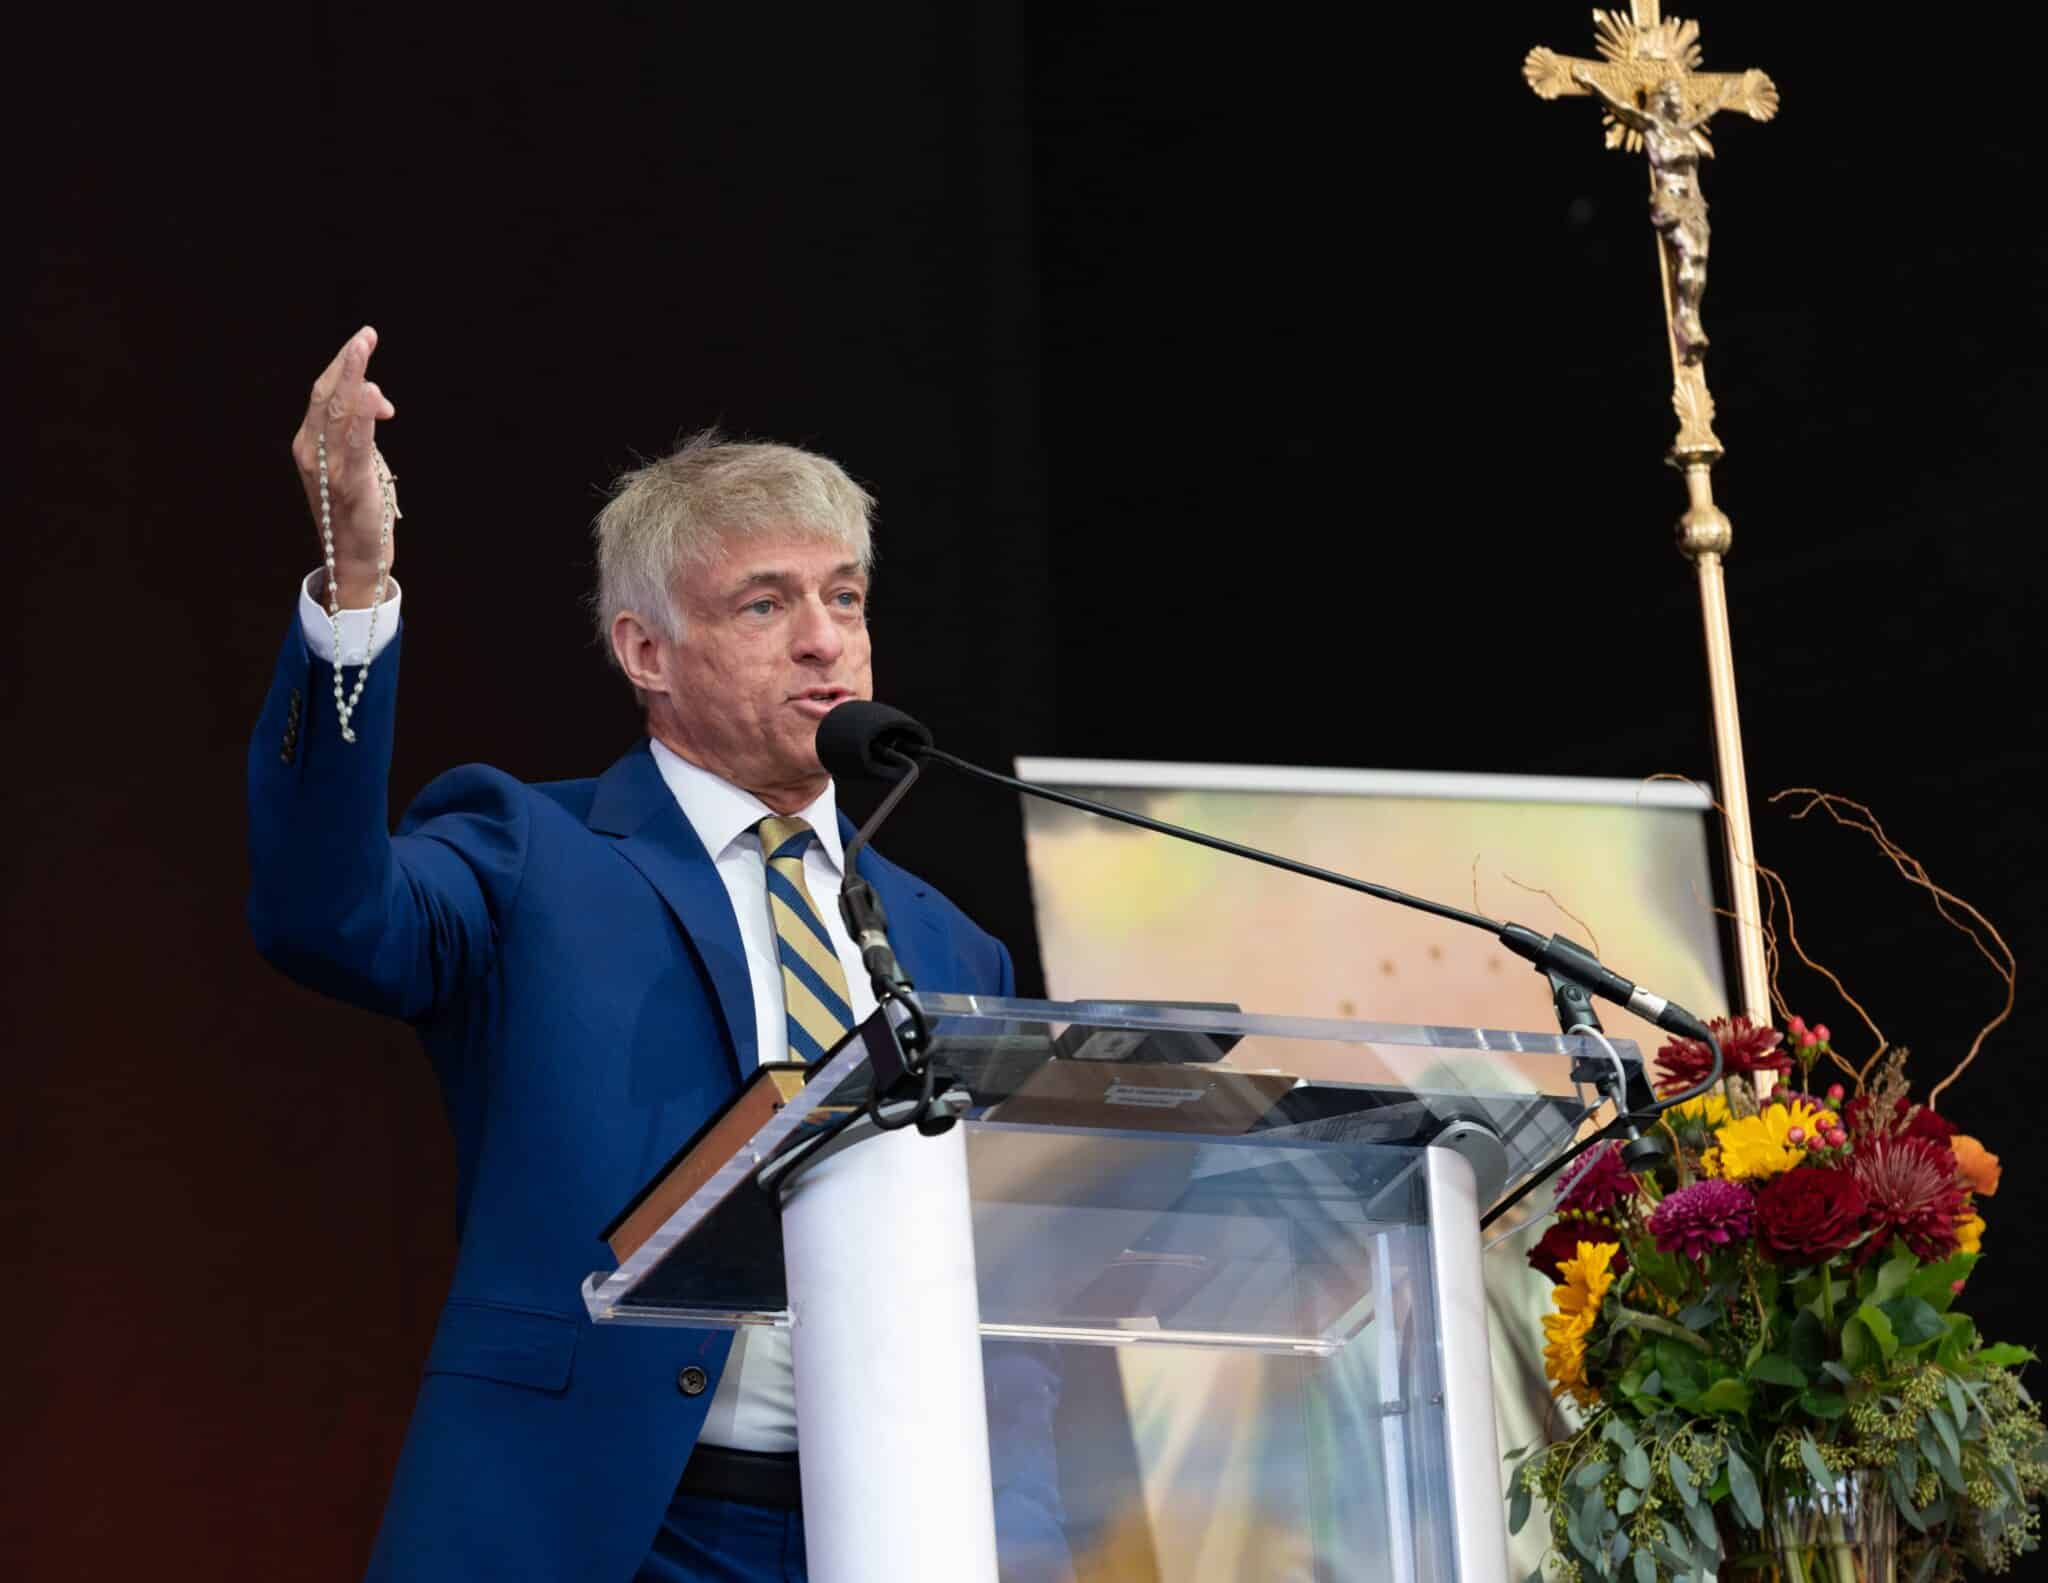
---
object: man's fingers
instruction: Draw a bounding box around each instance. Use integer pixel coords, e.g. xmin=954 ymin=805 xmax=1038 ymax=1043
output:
xmin=344 ymin=382 xmax=391 ymax=451
xmin=307 ymin=326 xmax=378 ymax=453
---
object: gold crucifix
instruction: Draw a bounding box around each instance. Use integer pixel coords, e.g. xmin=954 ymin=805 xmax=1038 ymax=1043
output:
xmin=1525 ymin=4 xmax=1779 ymax=1024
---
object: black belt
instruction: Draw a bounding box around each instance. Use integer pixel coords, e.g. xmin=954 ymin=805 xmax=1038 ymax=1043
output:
xmin=677 ymin=1442 xmax=803 ymax=1511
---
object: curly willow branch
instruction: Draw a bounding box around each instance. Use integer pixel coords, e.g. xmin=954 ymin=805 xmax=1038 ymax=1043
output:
xmin=1500 ymin=873 xmax=1602 ymax=959
xmin=1643 ymin=773 xmax=1878 ymax=1085
xmin=1770 ymin=789 xmax=2016 ymax=1108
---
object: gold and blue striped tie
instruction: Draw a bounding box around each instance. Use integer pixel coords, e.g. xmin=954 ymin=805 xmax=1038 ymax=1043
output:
xmin=756 ymin=815 xmax=858 ymax=1061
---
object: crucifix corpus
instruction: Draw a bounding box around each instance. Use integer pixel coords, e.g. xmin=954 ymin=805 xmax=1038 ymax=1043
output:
xmin=1525 ymin=4 xmax=1779 ymax=1024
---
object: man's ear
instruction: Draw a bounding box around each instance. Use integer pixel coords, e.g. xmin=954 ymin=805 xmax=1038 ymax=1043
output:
xmin=610 ymin=610 xmax=671 ymax=698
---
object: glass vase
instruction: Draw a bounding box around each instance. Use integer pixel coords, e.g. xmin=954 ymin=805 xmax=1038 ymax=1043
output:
xmin=1725 ymin=1470 xmax=1897 ymax=1583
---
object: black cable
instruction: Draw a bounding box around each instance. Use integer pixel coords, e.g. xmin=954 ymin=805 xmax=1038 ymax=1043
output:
xmin=918 ymin=748 xmax=1503 ymax=935
xmin=1478 ymin=1033 xmax=1723 ymax=1229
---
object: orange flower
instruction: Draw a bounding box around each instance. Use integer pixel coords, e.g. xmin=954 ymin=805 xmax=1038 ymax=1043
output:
xmin=1953 ymin=1135 xmax=2002 ymax=1198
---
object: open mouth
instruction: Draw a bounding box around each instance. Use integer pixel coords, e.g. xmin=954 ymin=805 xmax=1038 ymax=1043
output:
xmin=791 ymin=687 xmax=853 ymax=714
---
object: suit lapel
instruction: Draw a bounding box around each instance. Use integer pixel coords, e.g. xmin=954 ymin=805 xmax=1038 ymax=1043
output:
xmin=591 ymin=743 xmax=757 ymax=1080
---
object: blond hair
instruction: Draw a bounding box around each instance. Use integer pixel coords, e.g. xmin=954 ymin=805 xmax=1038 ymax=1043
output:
xmin=592 ymin=429 xmax=875 ymax=663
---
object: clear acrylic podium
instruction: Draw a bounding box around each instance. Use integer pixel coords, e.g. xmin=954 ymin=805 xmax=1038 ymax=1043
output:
xmin=583 ymin=996 xmax=1632 ymax=1583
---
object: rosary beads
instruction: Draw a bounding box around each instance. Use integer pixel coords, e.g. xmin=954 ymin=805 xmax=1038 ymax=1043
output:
xmin=316 ymin=431 xmax=397 ymax=744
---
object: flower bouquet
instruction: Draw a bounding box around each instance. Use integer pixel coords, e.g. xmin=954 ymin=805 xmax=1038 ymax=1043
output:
xmin=1508 ymin=1011 xmax=2046 ymax=1582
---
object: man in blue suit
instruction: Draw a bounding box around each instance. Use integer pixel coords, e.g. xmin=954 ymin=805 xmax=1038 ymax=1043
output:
xmin=249 ymin=328 xmax=1064 ymax=1581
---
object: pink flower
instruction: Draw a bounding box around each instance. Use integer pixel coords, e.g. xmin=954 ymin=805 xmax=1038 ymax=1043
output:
xmin=1648 ymin=1178 xmax=1756 ymax=1261
xmin=1556 ymin=1142 xmax=1636 ymax=1216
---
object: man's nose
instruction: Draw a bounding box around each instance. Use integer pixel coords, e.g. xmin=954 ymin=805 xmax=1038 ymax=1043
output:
xmin=790 ymin=596 xmax=846 ymax=664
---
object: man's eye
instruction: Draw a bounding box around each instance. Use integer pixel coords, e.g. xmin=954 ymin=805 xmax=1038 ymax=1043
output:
xmin=833 ymin=591 xmax=863 ymax=608
xmin=745 ymin=598 xmax=777 ymax=616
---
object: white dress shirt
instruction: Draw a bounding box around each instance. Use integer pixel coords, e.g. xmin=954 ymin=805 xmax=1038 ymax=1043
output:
xmin=299 ymin=575 xmax=874 ymax=1452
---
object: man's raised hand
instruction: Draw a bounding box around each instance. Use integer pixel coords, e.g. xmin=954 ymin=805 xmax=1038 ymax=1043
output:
xmin=292 ymin=327 xmax=399 ymax=608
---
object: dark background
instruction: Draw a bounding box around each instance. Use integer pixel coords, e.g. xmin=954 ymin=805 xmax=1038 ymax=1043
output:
xmin=9 ymin=3 xmax=2042 ymax=1576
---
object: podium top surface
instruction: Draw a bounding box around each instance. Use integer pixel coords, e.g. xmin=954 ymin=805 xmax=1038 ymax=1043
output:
xmin=583 ymin=995 xmax=1635 ymax=1347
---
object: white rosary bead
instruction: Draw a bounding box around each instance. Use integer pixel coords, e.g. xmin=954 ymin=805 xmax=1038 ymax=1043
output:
xmin=315 ymin=431 xmax=394 ymax=746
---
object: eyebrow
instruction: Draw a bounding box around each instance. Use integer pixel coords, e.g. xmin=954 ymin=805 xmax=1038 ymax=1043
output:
xmin=727 ymin=563 xmax=867 ymax=596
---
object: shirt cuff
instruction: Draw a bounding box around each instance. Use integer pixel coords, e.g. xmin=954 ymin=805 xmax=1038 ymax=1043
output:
xmin=299 ymin=571 xmax=404 ymax=667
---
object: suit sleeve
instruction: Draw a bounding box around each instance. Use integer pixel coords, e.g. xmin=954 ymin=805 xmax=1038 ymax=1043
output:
xmin=246 ymin=616 xmax=528 ymax=1023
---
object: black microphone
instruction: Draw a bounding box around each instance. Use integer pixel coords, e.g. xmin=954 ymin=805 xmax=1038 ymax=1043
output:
xmin=817 ymin=701 xmax=931 ymax=785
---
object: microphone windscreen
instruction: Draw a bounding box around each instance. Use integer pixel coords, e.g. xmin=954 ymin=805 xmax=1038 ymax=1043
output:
xmin=816 ymin=700 xmax=933 ymax=783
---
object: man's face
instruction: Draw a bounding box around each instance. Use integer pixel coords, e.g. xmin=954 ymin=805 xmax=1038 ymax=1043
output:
xmin=648 ymin=532 xmax=874 ymax=807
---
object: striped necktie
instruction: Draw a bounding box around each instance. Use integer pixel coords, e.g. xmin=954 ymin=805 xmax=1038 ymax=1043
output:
xmin=755 ymin=815 xmax=858 ymax=1061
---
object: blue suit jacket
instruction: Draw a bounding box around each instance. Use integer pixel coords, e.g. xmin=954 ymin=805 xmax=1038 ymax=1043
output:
xmin=247 ymin=623 xmax=1014 ymax=1582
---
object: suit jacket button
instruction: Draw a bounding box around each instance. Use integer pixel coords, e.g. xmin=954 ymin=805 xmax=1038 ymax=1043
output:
xmin=677 ymin=1365 xmax=709 ymax=1397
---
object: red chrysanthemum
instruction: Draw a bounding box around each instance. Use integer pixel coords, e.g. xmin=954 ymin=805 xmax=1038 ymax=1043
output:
xmin=1753 ymin=1165 xmax=1868 ymax=1264
xmin=1528 ymin=1216 xmax=1633 ymax=1282
xmin=1648 ymin=1178 xmax=1755 ymax=1261
xmin=1556 ymin=1141 xmax=1637 ymax=1216
xmin=1653 ymin=1015 xmax=1793 ymax=1096
xmin=1851 ymin=1135 xmax=1969 ymax=1263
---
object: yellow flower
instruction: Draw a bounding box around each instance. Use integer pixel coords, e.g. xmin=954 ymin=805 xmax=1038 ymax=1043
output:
xmin=1714 ymin=1100 xmax=1830 ymax=1182
xmin=1668 ymin=1092 xmax=1731 ymax=1129
xmin=1957 ymin=1213 xmax=1985 ymax=1256
xmin=1543 ymin=1241 xmax=1619 ymax=1407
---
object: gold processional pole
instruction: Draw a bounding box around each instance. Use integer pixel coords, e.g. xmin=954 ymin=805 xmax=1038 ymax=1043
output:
xmin=1523 ymin=4 xmax=1779 ymax=1024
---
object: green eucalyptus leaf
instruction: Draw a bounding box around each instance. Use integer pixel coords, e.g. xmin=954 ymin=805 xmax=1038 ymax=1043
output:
xmin=1889 ymin=1465 xmax=1929 ymax=1533
xmin=1750 ymin=1353 xmax=1808 ymax=1389
xmin=1922 ymin=1426 xmax=1965 ymax=1495
xmin=1639 ymin=1369 xmax=1664 ymax=1398
xmin=1576 ymin=1458 xmax=1612 ymax=1489
xmin=1820 ymin=1361 xmax=1854 ymax=1386
xmin=1633 ymin=1548 xmax=1656 ymax=1583
xmin=1686 ymin=1492 xmax=1718 ymax=1551
xmin=1622 ymin=1444 xmax=1652 ymax=1490
xmin=1725 ymin=1448 xmax=1764 ymax=1530
xmin=1603 ymin=1417 xmax=1639 ymax=1454
xmin=1929 ymin=1405 xmax=1961 ymax=1468
xmin=1669 ymin=1450 xmax=1699 ymax=1507
xmin=1509 ymin=1477 xmax=1532 ymax=1535
xmin=1579 ymin=1488 xmax=1611 ymax=1555
xmin=1898 ymin=1441 xmax=1918 ymax=1491
xmin=1798 ymin=1435 xmax=1833 ymax=1489
xmin=1943 ymin=1374 xmax=1969 ymax=1426
xmin=1676 ymin=1298 xmax=1720 ymax=1331
xmin=1617 ymin=1486 xmax=1641 ymax=1515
